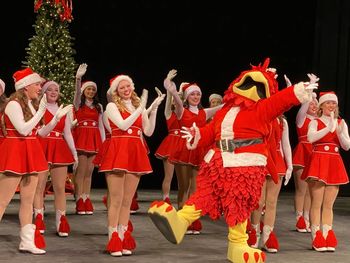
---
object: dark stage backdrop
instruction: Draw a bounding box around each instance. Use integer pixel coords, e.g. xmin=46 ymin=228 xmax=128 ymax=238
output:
xmin=1 ymin=1 xmax=349 ymax=196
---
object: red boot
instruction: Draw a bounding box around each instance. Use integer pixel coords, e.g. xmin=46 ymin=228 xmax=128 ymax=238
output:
xmin=312 ymin=230 xmax=327 ymax=252
xmin=76 ymin=198 xmax=85 ymax=215
xmin=130 ymin=194 xmax=139 ymax=214
xmin=296 ymin=215 xmax=307 ymax=233
xmin=34 ymin=214 xmax=46 ymax=234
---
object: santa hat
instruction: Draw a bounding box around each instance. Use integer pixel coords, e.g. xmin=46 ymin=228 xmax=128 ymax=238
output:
xmin=209 ymin=93 xmax=223 ymax=103
xmin=0 ymin=78 xmax=5 ymax=95
xmin=13 ymin=68 xmax=42 ymax=91
xmin=182 ymin=83 xmax=201 ymax=100
xmin=107 ymin=74 xmax=134 ymax=96
xmin=81 ymin=81 xmax=97 ymax=93
xmin=318 ymin=91 xmax=338 ymax=106
xmin=42 ymin=80 xmax=59 ymax=93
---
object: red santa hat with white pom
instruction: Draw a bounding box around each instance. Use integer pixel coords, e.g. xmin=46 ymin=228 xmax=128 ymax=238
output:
xmin=181 ymin=82 xmax=201 ymax=101
xmin=318 ymin=91 xmax=338 ymax=106
xmin=13 ymin=68 xmax=42 ymax=91
xmin=81 ymin=81 xmax=97 ymax=93
xmin=107 ymin=74 xmax=134 ymax=96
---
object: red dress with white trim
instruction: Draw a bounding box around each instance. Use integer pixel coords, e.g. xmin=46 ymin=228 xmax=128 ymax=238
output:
xmin=154 ymin=112 xmax=181 ymax=160
xmin=93 ymin=129 xmax=111 ymax=167
xmin=98 ymin=111 xmax=152 ymax=175
xmin=301 ymin=119 xmax=349 ymax=185
xmin=74 ymin=105 xmax=102 ymax=153
xmin=39 ymin=111 xmax=74 ymax=166
xmin=292 ymin=117 xmax=313 ymax=168
xmin=271 ymin=118 xmax=287 ymax=176
xmin=169 ymin=108 xmax=207 ymax=167
xmin=0 ymin=112 xmax=48 ymax=175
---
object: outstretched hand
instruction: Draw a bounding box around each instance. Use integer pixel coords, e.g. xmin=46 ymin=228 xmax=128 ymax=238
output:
xmin=284 ymin=166 xmax=293 ymax=186
xmin=307 ymin=73 xmax=320 ymax=84
xmin=54 ymin=104 xmax=74 ymax=121
xmin=140 ymin=89 xmax=149 ymax=110
xmin=76 ymin=63 xmax=88 ymax=78
xmin=284 ymin=74 xmax=292 ymax=87
xmin=38 ymin=94 xmax=47 ymax=113
xmin=180 ymin=122 xmax=197 ymax=143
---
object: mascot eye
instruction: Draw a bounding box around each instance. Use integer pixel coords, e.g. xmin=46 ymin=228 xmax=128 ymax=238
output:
xmin=235 ymin=76 xmax=267 ymax=99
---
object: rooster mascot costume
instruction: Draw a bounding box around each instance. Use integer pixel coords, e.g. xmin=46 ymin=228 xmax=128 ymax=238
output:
xmin=148 ymin=58 xmax=317 ymax=263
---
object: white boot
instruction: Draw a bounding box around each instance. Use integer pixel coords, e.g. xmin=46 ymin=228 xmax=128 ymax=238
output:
xmin=108 ymin=226 xmax=122 ymax=257
xmin=19 ymin=224 xmax=46 ymax=254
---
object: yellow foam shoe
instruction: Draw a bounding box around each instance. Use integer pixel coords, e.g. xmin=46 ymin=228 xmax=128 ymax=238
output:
xmin=227 ymin=221 xmax=265 ymax=263
xmin=148 ymin=201 xmax=201 ymax=244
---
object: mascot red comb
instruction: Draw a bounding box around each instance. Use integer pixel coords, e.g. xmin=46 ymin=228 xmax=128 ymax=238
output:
xmin=148 ymin=58 xmax=317 ymax=263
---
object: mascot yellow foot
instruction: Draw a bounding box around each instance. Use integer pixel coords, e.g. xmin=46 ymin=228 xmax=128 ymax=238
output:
xmin=148 ymin=201 xmax=201 ymax=244
xmin=227 ymin=220 xmax=265 ymax=263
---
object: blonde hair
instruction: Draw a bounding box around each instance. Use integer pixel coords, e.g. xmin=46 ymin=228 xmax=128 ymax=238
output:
xmin=317 ymin=102 xmax=339 ymax=118
xmin=112 ymin=91 xmax=141 ymax=112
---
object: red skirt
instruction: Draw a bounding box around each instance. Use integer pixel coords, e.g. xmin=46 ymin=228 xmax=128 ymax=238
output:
xmin=154 ymin=133 xmax=181 ymax=160
xmin=40 ymin=136 xmax=74 ymax=166
xmin=292 ymin=141 xmax=312 ymax=168
xmin=275 ymin=150 xmax=287 ymax=175
xmin=0 ymin=137 xmax=48 ymax=175
xmin=93 ymin=137 xmax=111 ymax=167
xmin=301 ymin=149 xmax=349 ymax=185
xmin=74 ymin=126 xmax=102 ymax=154
xmin=186 ymin=151 xmax=267 ymax=227
xmin=99 ymin=136 xmax=152 ymax=175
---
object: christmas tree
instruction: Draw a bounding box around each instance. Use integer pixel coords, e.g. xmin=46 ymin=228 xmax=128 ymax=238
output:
xmin=23 ymin=0 xmax=76 ymax=104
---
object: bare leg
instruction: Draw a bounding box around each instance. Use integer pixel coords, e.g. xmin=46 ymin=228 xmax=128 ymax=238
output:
xmin=75 ymin=154 xmax=88 ymax=198
xmin=308 ymin=180 xmax=326 ymax=227
xmin=321 ymin=185 xmax=339 ymax=225
xmin=83 ymin=154 xmax=95 ymax=196
xmin=19 ymin=175 xmax=39 ymax=227
xmin=251 ymin=180 xmax=267 ymax=226
xmin=106 ymin=172 xmax=125 ymax=227
xmin=161 ymin=159 xmax=174 ymax=199
xmin=176 ymin=164 xmax=191 ymax=209
xmin=119 ymin=173 xmax=141 ymax=225
xmin=188 ymin=166 xmax=198 ymax=197
xmin=293 ymin=168 xmax=308 ymax=213
xmin=0 ymin=174 xmax=22 ymax=221
xmin=263 ymin=176 xmax=283 ymax=227
xmin=33 ymin=171 xmax=49 ymax=209
xmin=51 ymin=166 xmax=68 ymax=211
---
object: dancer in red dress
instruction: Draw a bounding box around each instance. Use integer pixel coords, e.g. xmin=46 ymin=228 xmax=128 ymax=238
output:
xmin=0 ymin=68 xmax=47 ymax=254
xmin=148 ymin=58 xmax=318 ymax=263
xmin=100 ymin=74 xmax=165 ymax=256
xmin=287 ymin=73 xmax=319 ymax=233
xmin=302 ymin=91 xmax=350 ymax=252
xmin=249 ymin=114 xmax=293 ymax=253
xmin=163 ymin=70 xmax=223 ymax=234
xmin=73 ymin=63 xmax=105 ymax=215
xmin=32 ymin=80 xmax=76 ymax=237
xmin=154 ymin=69 xmax=182 ymax=204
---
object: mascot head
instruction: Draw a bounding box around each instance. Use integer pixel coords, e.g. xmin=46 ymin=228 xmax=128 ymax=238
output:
xmin=223 ymin=58 xmax=279 ymax=107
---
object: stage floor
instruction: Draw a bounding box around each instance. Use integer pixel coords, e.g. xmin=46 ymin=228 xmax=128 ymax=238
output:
xmin=1 ymin=189 xmax=349 ymax=263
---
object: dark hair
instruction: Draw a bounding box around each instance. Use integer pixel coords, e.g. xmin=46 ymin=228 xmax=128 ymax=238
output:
xmin=80 ymin=93 xmax=102 ymax=113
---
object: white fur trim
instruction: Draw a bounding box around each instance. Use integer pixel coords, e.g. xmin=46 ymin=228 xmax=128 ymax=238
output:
xmin=42 ymin=81 xmax=59 ymax=93
xmin=81 ymin=81 xmax=97 ymax=93
xmin=184 ymin=85 xmax=201 ymax=100
xmin=209 ymin=93 xmax=223 ymax=103
xmin=222 ymin=152 xmax=267 ymax=167
xmin=293 ymin=82 xmax=311 ymax=104
xmin=319 ymin=93 xmax=338 ymax=105
xmin=108 ymin=75 xmax=134 ymax=96
xmin=15 ymin=73 xmax=42 ymax=90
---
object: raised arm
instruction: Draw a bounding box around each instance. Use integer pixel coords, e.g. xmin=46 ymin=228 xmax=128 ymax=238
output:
xmin=163 ymin=69 xmax=183 ymax=119
xmin=38 ymin=105 xmax=73 ymax=137
xmin=73 ymin=63 xmax=88 ymax=110
xmin=204 ymin=103 xmax=224 ymax=120
xmin=281 ymin=118 xmax=293 ymax=186
xmin=143 ymin=88 xmax=166 ymax=136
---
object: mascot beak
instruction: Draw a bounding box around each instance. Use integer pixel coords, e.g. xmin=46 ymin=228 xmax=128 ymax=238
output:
xmin=232 ymin=71 xmax=271 ymax=102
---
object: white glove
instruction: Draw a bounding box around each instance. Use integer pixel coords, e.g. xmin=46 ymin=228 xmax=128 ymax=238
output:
xmin=328 ymin=112 xmax=337 ymax=132
xmin=140 ymin=89 xmax=148 ymax=110
xmin=149 ymin=87 xmax=166 ymax=112
xmin=166 ymin=69 xmax=177 ymax=81
xmin=180 ymin=122 xmax=196 ymax=143
xmin=54 ymin=104 xmax=73 ymax=121
xmin=307 ymin=73 xmax=320 ymax=84
xmin=76 ymin=63 xmax=88 ymax=79
xmin=284 ymin=166 xmax=293 ymax=186
xmin=38 ymin=94 xmax=47 ymax=114
xmin=284 ymin=74 xmax=292 ymax=87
